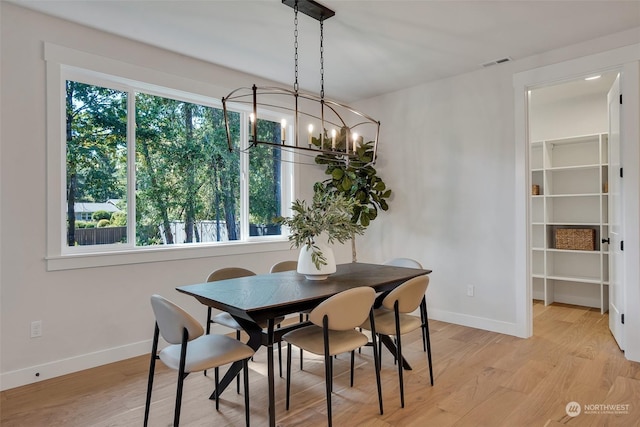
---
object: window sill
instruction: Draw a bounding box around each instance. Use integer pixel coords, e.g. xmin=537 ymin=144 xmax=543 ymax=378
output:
xmin=46 ymin=238 xmax=292 ymax=271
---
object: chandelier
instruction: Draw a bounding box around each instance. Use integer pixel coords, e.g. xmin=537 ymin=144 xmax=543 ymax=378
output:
xmin=222 ymin=0 xmax=380 ymax=164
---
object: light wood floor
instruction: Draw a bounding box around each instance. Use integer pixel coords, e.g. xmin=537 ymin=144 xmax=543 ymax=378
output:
xmin=2 ymin=301 xmax=640 ymax=426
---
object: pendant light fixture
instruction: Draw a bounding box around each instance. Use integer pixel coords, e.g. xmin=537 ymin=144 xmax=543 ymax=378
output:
xmin=222 ymin=0 xmax=381 ymax=164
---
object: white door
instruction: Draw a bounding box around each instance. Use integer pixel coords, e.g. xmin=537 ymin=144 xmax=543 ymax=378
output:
xmin=608 ymin=74 xmax=624 ymax=350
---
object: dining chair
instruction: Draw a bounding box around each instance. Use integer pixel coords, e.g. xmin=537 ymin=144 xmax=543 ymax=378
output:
xmin=269 ymin=261 xmax=302 ymax=377
xmin=357 ymin=257 xmax=425 ymax=357
xmin=383 ymin=257 xmax=423 ymax=269
xmin=360 ymin=275 xmax=433 ymax=408
xmin=268 ymin=260 xmax=312 ymax=369
xmin=283 ymin=286 xmax=383 ymax=427
xmin=144 ymin=294 xmax=254 ymax=427
xmin=205 ymin=267 xmax=285 ymax=379
xmin=269 ymin=260 xmax=298 ymax=273
xmin=382 ymin=258 xmax=429 ymax=354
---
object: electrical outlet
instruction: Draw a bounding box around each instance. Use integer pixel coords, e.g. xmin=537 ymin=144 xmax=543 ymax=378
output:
xmin=30 ymin=320 xmax=42 ymax=338
xmin=466 ymin=285 xmax=475 ymax=297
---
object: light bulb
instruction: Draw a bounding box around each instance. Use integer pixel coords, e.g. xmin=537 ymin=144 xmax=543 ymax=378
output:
xmin=281 ymin=119 xmax=287 ymax=142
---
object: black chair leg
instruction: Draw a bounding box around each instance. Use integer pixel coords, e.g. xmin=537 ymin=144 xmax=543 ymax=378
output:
xmin=174 ymin=373 xmax=186 ymax=427
xmin=243 ymin=359 xmax=250 ymax=427
xmin=426 ymin=326 xmax=433 ymax=386
xmin=324 ymin=353 xmax=333 ymax=427
xmin=396 ymin=333 xmax=405 ymax=408
xmin=174 ymin=329 xmax=189 ymax=427
xmin=215 ymin=367 xmax=220 ymax=411
xmin=204 ymin=308 xmax=212 ymax=377
xmin=369 ymin=310 xmax=384 ymax=415
xmin=300 ymin=348 xmax=304 ymax=370
xmin=350 ymin=350 xmax=355 ymax=387
xmin=278 ymin=340 xmax=283 ymax=378
xmin=423 ymin=300 xmax=434 ymax=386
xmin=236 ymin=330 xmax=241 ymax=393
xmin=285 ymin=341 xmax=292 ymax=410
xmin=330 ymin=355 xmax=334 ymax=393
xmin=394 ymin=302 xmax=405 ymax=408
xmin=299 ymin=313 xmax=309 ymax=370
xmin=420 ymin=304 xmax=427 ymax=352
xmin=143 ymin=324 xmax=160 ymax=427
xmin=394 ymin=337 xmax=398 ymax=365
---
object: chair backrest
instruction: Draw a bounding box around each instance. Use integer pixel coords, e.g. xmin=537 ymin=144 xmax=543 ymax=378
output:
xmin=206 ymin=267 xmax=256 ymax=282
xmin=150 ymin=294 xmax=204 ymax=344
xmin=384 ymin=258 xmax=423 ymax=269
xmin=269 ymin=260 xmax=298 ymax=273
xmin=309 ymin=287 xmax=376 ymax=331
xmin=382 ymin=275 xmax=430 ymax=313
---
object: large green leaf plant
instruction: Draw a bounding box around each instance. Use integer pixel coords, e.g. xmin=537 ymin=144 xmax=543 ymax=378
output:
xmin=315 ymin=137 xmax=392 ymax=260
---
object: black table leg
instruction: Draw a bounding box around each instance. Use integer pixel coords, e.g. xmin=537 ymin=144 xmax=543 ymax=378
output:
xmin=266 ymin=319 xmax=276 ymax=427
xmin=378 ymin=334 xmax=412 ymax=370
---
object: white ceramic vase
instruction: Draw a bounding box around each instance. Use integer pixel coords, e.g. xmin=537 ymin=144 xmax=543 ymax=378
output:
xmin=297 ymin=240 xmax=336 ymax=280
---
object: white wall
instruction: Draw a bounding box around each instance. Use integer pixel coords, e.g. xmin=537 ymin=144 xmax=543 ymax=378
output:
xmin=2 ymin=3 xmax=639 ymax=390
xmin=353 ymin=65 xmax=520 ymax=334
xmin=352 ymin=29 xmax=640 ymax=338
xmin=530 ymin=92 xmax=609 ymax=141
xmin=0 ymin=3 xmax=338 ymax=390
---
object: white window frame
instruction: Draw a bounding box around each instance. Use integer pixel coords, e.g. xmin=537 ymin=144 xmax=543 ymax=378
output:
xmin=45 ymin=43 xmax=293 ymax=271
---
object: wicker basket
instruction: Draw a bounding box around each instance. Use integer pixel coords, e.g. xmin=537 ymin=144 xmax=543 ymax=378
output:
xmin=555 ymin=228 xmax=596 ymax=251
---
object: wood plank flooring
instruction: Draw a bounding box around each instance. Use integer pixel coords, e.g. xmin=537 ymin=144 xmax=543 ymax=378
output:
xmin=2 ymin=301 xmax=639 ymax=426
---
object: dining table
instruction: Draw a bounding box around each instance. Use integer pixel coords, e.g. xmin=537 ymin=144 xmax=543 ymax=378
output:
xmin=176 ymin=261 xmax=431 ymax=427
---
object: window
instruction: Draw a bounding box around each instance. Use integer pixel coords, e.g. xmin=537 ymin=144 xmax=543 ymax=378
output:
xmin=46 ymin=44 xmax=293 ymax=269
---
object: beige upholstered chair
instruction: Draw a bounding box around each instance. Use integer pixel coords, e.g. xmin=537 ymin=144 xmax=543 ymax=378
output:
xmin=205 ymin=267 xmax=285 ymax=377
xmin=269 ymin=260 xmax=298 ymax=273
xmin=383 ymin=257 xmax=423 ymax=269
xmin=360 ymin=275 xmax=432 ymax=408
xmin=382 ymin=258 xmax=429 ymax=353
xmin=144 ymin=295 xmax=254 ymax=427
xmin=205 ymin=267 xmax=258 ymax=338
xmin=269 ymin=261 xmax=310 ymax=369
xmin=283 ymin=287 xmax=383 ymax=427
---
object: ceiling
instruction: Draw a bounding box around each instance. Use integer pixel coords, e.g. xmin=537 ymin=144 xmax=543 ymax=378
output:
xmin=9 ymin=0 xmax=640 ymax=102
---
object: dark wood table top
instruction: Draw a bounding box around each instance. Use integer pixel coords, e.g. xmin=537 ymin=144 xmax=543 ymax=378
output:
xmin=177 ymin=262 xmax=431 ymax=324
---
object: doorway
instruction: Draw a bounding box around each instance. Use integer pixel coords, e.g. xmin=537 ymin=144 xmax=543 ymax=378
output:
xmin=527 ymin=72 xmax=618 ymax=332
xmin=513 ymin=45 xmax=640 ymax=363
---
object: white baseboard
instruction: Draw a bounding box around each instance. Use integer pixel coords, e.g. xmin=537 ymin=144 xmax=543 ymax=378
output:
xmin=0 ymin=325 xmax=249 ymax=391
xmin=0 ymin=340 xmax=150 ymax=391
xmin=429 ymin=308 xmax=521 ymax=337
xmin=0 ymin=323 xmax=241 ymax=392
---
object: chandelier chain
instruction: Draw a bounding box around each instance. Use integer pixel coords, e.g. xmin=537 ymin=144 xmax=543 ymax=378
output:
xmin=320 ymin=19 xmax=325 ymax=100
xmin=294 ymin=2 xmax=299 ymax=92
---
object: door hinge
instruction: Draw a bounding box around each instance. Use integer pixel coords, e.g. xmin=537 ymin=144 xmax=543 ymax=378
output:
xmin=621 ymin=240 xmax=624 ymax=251
xmin=622 ymin=313 xmax=625 ymax=324
xmin=620 ymin=94 xmax=623 ymax=104
xmin=620 ymin=167 xmax=623 ymax=178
